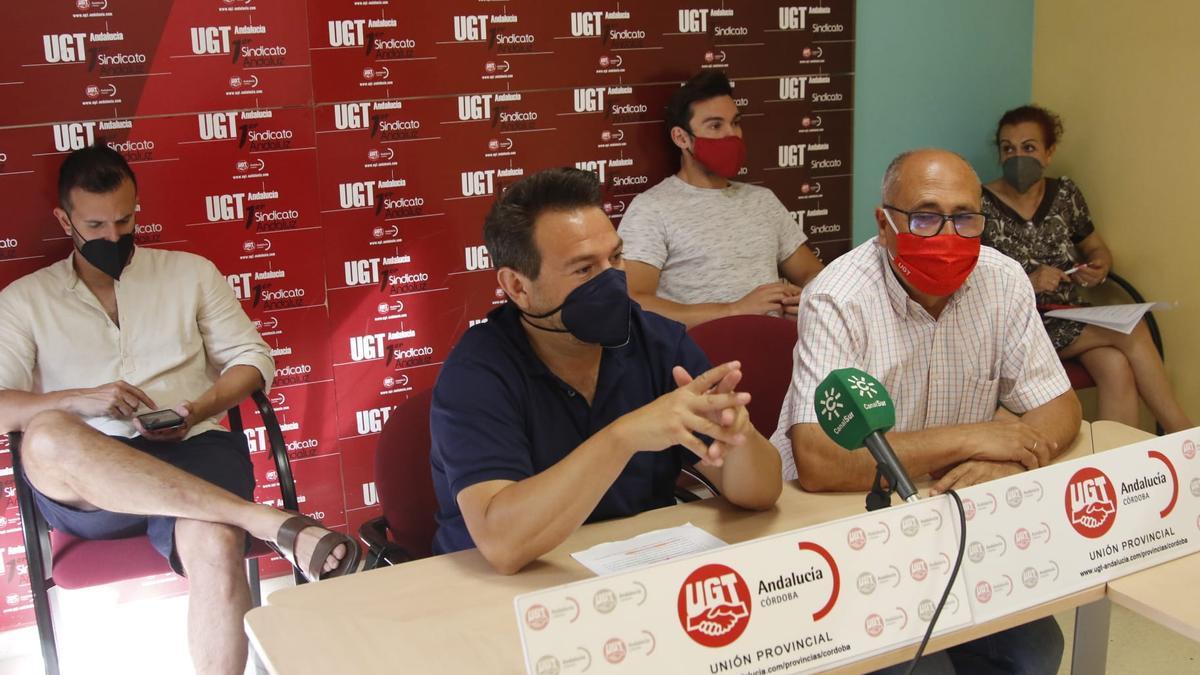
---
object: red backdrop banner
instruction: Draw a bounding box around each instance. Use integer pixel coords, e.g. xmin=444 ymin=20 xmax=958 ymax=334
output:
xmin=0 ymin=0 xmax=855 ymax=630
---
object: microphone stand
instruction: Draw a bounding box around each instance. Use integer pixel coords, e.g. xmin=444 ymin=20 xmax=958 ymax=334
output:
xmin=865 ymin=466 xmax=895 ymax=512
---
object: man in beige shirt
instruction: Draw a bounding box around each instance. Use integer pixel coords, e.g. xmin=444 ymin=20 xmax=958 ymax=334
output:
xmin=0 ymin=146 xmax=358 ymax=675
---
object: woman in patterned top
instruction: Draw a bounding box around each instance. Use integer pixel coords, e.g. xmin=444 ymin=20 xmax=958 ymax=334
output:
xmin=981 ymin=105 xmax=1191 ymax=432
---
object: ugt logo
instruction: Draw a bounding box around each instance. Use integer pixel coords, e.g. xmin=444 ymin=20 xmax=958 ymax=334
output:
xmin=1065 ymin=467 xmax=1117 ymax=538
xmin=677 ymin=564 xmax=751 ymax=647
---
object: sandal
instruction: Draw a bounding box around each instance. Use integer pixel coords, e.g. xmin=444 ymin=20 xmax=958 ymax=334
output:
xmin=272 ymin=514 xmax=362 ymax=581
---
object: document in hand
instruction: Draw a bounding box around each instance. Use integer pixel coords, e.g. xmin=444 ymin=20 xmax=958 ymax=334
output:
xmin=1044 ymin=302 xmax=1169 ymax=334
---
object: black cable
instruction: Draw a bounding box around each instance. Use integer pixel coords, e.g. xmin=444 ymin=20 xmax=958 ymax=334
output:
xmin=902 ymin=489 xmax=967 ymax=675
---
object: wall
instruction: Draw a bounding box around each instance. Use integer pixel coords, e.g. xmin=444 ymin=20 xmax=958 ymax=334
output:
xmin=1033 ymin=0 xmax=1200 ymax=421
xmin=852 ymin=0 xmax=1034 ymax=242
xmin=0 ymin=1 xmax=855 ymax=631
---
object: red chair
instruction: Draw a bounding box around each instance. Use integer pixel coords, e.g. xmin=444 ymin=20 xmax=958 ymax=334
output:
xmin=676 ymin=315 xmax=798 ymax=500
xmin=8 ymin=390 xmax=303 ymax=675
xmin=359 ymin=388 xmax=438 ymax=567
xmin=687 ymin=315 xmax=798 ymax=439
xmin=1062 ymin=360 xmax=1095 ymax=389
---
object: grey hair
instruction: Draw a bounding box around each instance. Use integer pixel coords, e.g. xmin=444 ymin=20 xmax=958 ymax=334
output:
xmin=880 ymin=150 xmax=915 ymax=202
xmin=880 ymin=148 xmax=976 ymax=202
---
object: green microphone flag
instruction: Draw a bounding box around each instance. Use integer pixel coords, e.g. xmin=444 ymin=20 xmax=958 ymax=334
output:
xmin=814 ymin=368 xmax=917 ymax=502
xmin=814 ymin=368 xmax=896 ymax=450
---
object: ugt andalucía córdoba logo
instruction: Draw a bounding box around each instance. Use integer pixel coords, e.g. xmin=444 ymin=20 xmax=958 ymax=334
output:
xmin=1065 ymin=467 xmax=1117 ymax=538
xmin=677 ymin=564 xmax=751 ymax=647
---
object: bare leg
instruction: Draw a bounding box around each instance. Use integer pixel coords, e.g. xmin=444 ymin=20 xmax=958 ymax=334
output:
xmin=1060 ymin=321 xmax=1193 ymax=433
xmin=21 ymin=410 xmax=345 ymax=575
xmin=1076 ymin=347 xmax=1139 ymax=427
xmin=176 ymin=519 xmax=250 ymax=675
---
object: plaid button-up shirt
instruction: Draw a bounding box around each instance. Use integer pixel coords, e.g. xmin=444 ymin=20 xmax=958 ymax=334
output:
xmin=771 ymin=239 xmax=1070 ymax=480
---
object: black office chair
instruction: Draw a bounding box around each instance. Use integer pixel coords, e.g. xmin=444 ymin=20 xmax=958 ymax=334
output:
xmin=9 ymin=390 xmax=302 ymax=675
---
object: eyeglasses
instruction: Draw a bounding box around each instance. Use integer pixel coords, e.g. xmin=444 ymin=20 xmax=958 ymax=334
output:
xmin=882 ymin=205 xmax=987 ymax=238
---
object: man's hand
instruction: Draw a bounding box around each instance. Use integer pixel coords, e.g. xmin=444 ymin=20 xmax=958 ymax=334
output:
xmin=1072 ymin=261 xmax=1109 ymax=288
xmin=671 ymin=364 xmax=751 ymax=466
xmin=611 ymin=361 xmax=750 ymax=465
xmin=779 ymin=280 xmax=803 ymax=319
xmin=730 ymin=282 xmax=799 ymax=317
xmin=958 ymin=419 xmax=1054 ymax=468
xmin=131 ymin=402 xmax=193 ymax=442
xmin=929 ymin=460 xmax=1023 ymax=496
xmin=63 ymin=380 xmax=156 ymax=419
xmin=1029 ymin=264 xmax=1070 ymax=294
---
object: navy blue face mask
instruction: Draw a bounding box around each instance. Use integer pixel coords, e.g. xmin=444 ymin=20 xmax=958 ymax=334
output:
xmin=521 ymin=268 xmax=632 ymax=348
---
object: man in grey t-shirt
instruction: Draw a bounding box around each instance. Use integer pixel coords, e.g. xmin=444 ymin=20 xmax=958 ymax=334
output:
xmin=620 ymin=71 xmax=823 ymax=327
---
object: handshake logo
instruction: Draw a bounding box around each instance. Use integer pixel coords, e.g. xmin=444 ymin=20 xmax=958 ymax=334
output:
xmin=678 ymin=564 xmax=751 ymax=647
xmin=1066 ymin=467 xmax=1117 ymax=538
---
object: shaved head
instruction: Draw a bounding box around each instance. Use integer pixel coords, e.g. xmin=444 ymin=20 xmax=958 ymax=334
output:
xmin=881 ymin=148 xmax=980 ymax=204
xmin=873 ymin=148 xmax=985 ymax=309
xmin=874 ymin=148 xmax=985 ymax=274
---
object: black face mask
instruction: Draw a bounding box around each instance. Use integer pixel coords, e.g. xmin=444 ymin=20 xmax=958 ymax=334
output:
xmin=520 ymin=268 xmax=632 ymax=348
xmin=68 ymin=218 xmax=135 ymax=280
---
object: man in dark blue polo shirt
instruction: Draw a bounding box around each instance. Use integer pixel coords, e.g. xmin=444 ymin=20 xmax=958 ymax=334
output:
xmin=430 ymin=168 xmax=783 ymax=573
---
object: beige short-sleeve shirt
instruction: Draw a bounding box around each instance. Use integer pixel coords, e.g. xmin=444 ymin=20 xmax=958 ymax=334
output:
xmin=0 ymin=248 xmax=274 ymax=438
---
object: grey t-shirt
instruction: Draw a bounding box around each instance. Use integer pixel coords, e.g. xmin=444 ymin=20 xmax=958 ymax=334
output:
xmin=619 ymin=175 xmax=807 ymax=305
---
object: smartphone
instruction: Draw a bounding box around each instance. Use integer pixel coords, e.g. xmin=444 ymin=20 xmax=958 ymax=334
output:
xmin=137 ymin=409 xmax=186 ymax=431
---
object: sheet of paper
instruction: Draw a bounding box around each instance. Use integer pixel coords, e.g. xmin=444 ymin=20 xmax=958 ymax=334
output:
xmin=1044 ymin=302 xmax=1169 ymax=334
xmin=570 ymin=523 xmax=727 ymax=575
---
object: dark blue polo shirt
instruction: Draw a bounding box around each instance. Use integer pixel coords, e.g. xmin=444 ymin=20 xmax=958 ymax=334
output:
xmin=429 ymin=301 xmax=711 ymax=555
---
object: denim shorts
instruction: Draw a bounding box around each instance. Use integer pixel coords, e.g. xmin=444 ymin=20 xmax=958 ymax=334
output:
xmin=26 ymin=430 xmax=255 ymax=575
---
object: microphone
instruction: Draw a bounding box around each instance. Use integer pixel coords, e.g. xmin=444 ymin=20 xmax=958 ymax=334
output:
xmin=814 ymin=368 xmax=919 ymax=503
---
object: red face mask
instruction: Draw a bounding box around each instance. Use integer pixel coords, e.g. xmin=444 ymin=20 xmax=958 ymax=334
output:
xmin=690 ymin=134 xmax=746 ymax=179
xmin=886 ymin=212 xmax=981 ymax=296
